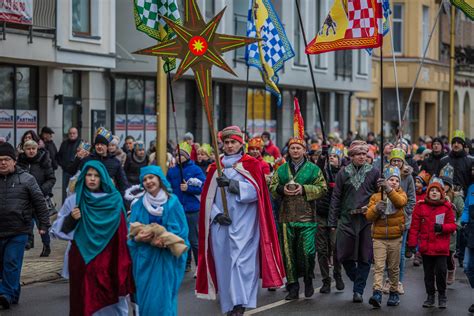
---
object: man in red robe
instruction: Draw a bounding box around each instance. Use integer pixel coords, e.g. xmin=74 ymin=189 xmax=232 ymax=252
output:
xmin=196 ymin=126 xmax=285 ymax=316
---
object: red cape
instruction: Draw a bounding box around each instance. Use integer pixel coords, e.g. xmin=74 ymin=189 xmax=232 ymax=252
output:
xmin=195 ymin=154 xmax=285 ymax=299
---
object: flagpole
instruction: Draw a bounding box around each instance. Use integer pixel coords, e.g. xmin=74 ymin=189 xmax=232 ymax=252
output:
xmin=167 ymin=70 xmax=185 ymax=181
xmin=244 ymin=65 xmax=250 ymax=138
xmin=448 ymin=4 xmax=455 ymax=140
xmin=400 ymin=3 xmax=443 ymax=136
xmin=156 ymin=58 xmax=168 ymax=170
xmin=380 ymin=46 xmax=385 ymax=181
xmin=388 ymin=15 xmax=402 ymax=132
xmin=295 ymin=0 xmax=327 ymax=143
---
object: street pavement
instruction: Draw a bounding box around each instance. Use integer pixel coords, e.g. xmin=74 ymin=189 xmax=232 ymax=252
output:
xmin=4 ymin=256 xmax=474 ymax=315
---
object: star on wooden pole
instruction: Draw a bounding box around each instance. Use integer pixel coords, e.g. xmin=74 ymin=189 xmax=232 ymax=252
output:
xmin=134 ymin=0 xmax=259 ymax=220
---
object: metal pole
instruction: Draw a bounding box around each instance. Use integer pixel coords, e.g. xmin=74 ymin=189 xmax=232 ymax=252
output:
xmin=448 ymin=4 xmax=455 ymax=140
xmin=156 ymin=58 xmax=168 ymax=170
xmin=244 ymin=65 xmax=250 ymax=138
xmin=388 ymin=15 xmax=402 ymax=131
xmin=167 ymin=70 xmax=184 ymax=181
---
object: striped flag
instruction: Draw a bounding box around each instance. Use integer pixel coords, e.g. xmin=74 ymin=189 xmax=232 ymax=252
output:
xmin=366 ymin=0 xmax=391 ymax=55
xmin=134 ymin=0 xmax=182 ymax=72
xmin=246 ymin=0 xmax=295 ymax=107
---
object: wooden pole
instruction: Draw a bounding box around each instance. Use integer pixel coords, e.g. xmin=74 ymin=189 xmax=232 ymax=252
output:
xmin=156 ymin=58 xmax=168 ymax=170
xmin=448 ymin=5 xmax=456 ymax=140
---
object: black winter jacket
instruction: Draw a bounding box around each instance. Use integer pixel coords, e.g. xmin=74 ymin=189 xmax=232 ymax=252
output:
xmin=0 ymin=168 xmax=50 ymax=238
xmin=124 ymin=153 xmax=149 ymax=185
xmin=421 ymin=151 xmax=446 ymax=176
xmin=66 ymin=152 xmax=130 ymax=194
xmin=17 ymin=150 xmax=56 ymax=196
xmin=315 ymin=158 xmax=340 ymax=218
xmin=437 ymin=150 xmax=474 ymax=194
xmin=43 ymin=140 xmax=58 ymax=170
xmin=57 ymin=138 xmax=81 ymax=172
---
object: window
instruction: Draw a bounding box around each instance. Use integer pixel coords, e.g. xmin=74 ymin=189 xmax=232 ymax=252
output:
xmin=72 ymin=0 xmax=91 ymax=35
xmin=335 ymin=50 xmax=352 ymax=79
xmin=355 ymin=98 xmax=375 ymax=136
xmin=422 ymin=5 xmax=430 ymax=55
xmin=314 ymin=0 xmax=326 ymax=68
xmin=357 ymin=50 xmax=369 ymax=75
xmin=294 ymin=3 xmax=303 ymax=66
xmin=233 ymin=1 xmax=248 ymax=60
xmin=246 ymin=87 xmax=276 ymax=137
xmin=392 ymin=3 xmax=403 ymax=54
xmin=205 ymin=0 xmax=215 ymax=21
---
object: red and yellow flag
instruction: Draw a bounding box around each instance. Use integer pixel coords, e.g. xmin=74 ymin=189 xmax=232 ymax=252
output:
xmin=306 ymin=0 xmax=383 ymax=54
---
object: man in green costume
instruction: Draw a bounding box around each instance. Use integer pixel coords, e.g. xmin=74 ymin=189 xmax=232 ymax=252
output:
xmin=270 ymin=137 xmax=327 ymax=300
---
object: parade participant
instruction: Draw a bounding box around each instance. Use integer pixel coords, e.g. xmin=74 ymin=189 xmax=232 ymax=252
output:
xmin=383 ymin=148 xmax=416 ymax=294
xmin=366 ymin=167 xmax=407 ymax=308
xmin=262 ymin=131 xmax=281 ymax=160
xmin=438 ymin=130 xmax=474 ymax=195
xmin=109 ymin=135 xmax=127 ymax=167
xmin=167 ymin=142 xmax=205 ymax=273
xmin=56 ymin=160 xmax=133 ymax=316
xmin=308 ymin=143 xmax=322 ymax=164
xmin=66 ymin=128 xmax=129 ymax=195
xmin=58 ymin=127 xmax=81 ymax=202
xmin=461 ymin=183 xmax=474 ymax=313
xmin=314 ymin=147 xmax=345 ymax=294
xmin=374 ymin=142 xmax=394 ymax=172
xmin=270 ymin=136 xmax=327 ymax=300
xmin=395 ymin=138 xmax=419 ymax=177
xmin=407 ymin=181 xmax=456 ymax=309
xmin=40 ymin=126 xmax=58 ymax=170
xmin=122 ymin=135 xmax=135 ymax=155
xmin=124 ymin=141 xmax=149 ymax=185
xmin=421 ymin=137 xmax=446 ymax=176
xmin=247 ymin=137 xmax=271 ymax=176
xmin=0 ymin=142 xmax=50 ymax=310
xmin=183 ymin=132 xmax=198 ymax=161
xmin=439 ymin=164 xmax=464 ymax=285
xmin=196 ymin=126 xmax=285 ymax=316
xmin=17 ymin=140 xmax=56 ymax=256
xmin=196 ymin=143 xmax=213 ymax=174
xmin=328 ymin=140 xmax=380 ymax=303
xmin=415 ymin=170 xmax=431 ymax=203
xmin=128 ymin=166 xmax=189 ymax=316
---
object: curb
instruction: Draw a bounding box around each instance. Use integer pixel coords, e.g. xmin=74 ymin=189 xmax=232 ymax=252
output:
xmin=21 ymin=272 xmax=62 ymax=286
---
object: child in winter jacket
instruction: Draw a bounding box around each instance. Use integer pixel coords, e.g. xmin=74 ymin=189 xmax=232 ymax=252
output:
xmin=366 ymin=166 xmax=408 ymax=308
xmin=412 ymin=170 xmax=431 ymax=266
xmin=407 ymin=181 xmax=457 ymax=309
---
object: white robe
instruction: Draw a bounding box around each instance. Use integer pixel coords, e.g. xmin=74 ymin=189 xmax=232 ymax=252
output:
xmin=50 ymin=193 xmax=129 ymax=316
xmin=210 ymin=154 xmax=260 ymax=314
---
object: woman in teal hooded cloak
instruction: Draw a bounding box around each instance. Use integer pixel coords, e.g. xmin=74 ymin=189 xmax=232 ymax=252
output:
xmin=128 ymin=165 xmax=189 ymax=316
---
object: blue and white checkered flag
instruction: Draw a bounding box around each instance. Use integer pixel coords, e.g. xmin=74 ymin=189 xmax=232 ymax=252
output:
xmin=246 ymin=0 xmax=294 ymax=107
xmin=366 ymin=0 xmax=391 ymax=55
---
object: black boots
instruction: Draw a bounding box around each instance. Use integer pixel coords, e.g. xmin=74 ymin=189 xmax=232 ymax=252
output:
xmin=40 ymin=245 xmax=51 ymax=257
xmin=285 ymin=282 xmax=299 ymax=300
xmin=438 ymin=294 xmax=447 ymax=309
xmin=423 ymin=294 xmax=435 ymax=308
xmin=335 ymin=276 xmax=345 ymax=291
xmin=353 ymin=292 xmax=363 ymax=303
xmin=226 ymin=305 xmax=245 ymax=316
xmin=320 ymin=279 xmax=331 ymax=294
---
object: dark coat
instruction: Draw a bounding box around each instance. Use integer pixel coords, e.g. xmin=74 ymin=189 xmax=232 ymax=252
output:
xmin=17 ymin=150 xmax=56 ymax=196
xmin=57 ymin=138 xmax=81 ymax=171
xmin=421 ymin=151 xmax=446 ymax=176
xmin=405 ymin=154 xmax=419 ymax=177
xmin=66 ymin=153 xmax=130 ymax=194
xmin=124 ymin=153 xmax=149 ymax=185
xmin=437 ymin=150 xmax=474 ymax=193
xmin=43 ymin=140 xmax=58 ymax=170
xmin=0 ymin=167 xmax=50 ymax=238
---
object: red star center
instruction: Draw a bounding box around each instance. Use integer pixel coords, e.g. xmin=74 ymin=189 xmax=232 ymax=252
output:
xmin=189 ymin=36 xmax=208 ymax=56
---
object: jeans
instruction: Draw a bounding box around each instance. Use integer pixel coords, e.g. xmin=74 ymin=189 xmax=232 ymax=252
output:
xmin=422 ymin=255 xmax=447 ymax=296
xmin=0 ymin=234 xmax=28 ymax=304
xmin=399 ymin=230 xmax=408 ymax=282
xmin=342 ymin=260 xmax=371 ymax=295
xmin=464 ymin=247 xmax=474 ymax=288
xmin=185 ymin=212 xmax=199 ymax=267
xmin=29 ymin=217 xmax=51 ymax=247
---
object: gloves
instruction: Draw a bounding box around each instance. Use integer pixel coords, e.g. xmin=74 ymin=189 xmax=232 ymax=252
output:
xmin=228 ymin=179 xmax=240 ymax=195
xmin=216 ymin=175 xmax=230 ymax=187
xmin=375 ymin=201 xmax=387 ymax=213
xmin=434 ymin=223 xmax=443 ymax=233
xmin=405 ymin=246 xmax=416 ymax=259
xmin=214 ymin=214 xmax=232 ymax=226
xmin=377 ymin=178 xmax=392 ymax=193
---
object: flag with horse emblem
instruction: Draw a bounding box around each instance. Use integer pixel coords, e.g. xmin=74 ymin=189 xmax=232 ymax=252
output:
xmin=306 ymin=0 xmax=383 ymax=54
xmin=246 ymin=0 xmax=295 ymax=107
xmin=134 ymin=0 xmax=182 ymax=72
xmin=451 ymin=0 xmax=474 ymax=20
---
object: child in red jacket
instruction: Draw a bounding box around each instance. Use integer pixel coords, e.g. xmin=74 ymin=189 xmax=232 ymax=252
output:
xmin=407 ymin=181 xmax=456 ymax=309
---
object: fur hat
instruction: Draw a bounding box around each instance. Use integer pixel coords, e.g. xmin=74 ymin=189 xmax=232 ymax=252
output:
xmin=220 ymin=126 xmax=244 ymax=144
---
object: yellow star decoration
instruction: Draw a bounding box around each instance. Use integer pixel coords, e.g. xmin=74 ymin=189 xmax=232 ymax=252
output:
xmin=192 ymin=39 xmax=205 ymax=53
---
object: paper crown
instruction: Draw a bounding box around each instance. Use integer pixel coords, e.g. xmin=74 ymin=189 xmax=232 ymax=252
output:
xmin=78 ymin=140 xmax=91 ymax=151
xmin=416 ymin=170 xmax=431 ymax=186
xmin=440 ymin=163 xmax=454 ymax=181
xmin=329 ymin=147 xmax=343 ymax=160
xmin=429 ymin=176 xmax=445 ymax=186
xmin=452 ymin=130 xmax=465 ymax=142
xmin=198 ymin=143 xmax=213 ymax=156
xmin=310 ymin=143 xmax=321 ymax=152
xmin=178 ymin=141 xmax=192 ymax=155
xmin=134 ymin=141 xmax=145 ymax=151
xmin=384 ymin=166 xmax=401 ymax=180
xmin=390 ymin=148 xmax=406 ymax=162
xmin=248 ymin=137 xmax=265 ymax=149
xmin=95 ymin=127 xmax=113 ymax=143
xmin=395 ymin=138 xmax=409 ymax=151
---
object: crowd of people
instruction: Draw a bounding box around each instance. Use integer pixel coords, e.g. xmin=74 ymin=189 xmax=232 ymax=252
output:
xmin=0 ymin=125 xmax=473 ymax=315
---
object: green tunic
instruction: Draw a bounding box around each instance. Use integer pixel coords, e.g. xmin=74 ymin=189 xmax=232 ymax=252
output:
xmin=270 ymin=159 xmax=327 ymax=283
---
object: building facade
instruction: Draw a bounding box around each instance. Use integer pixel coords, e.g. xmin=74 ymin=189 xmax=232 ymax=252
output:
xmin=353 ymin=0 xmax=474 ymax=141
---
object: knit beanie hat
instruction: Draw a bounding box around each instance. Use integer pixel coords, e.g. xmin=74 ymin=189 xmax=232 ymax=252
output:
xmin=426 ymin=182 xmax=446 ymax=200
xmin=348 ymin=140 xmax=369 ymax=156
xmin=0 ymin=142 xmax=16 ymax=160
xmin=432 ymin=137 xmax=443 ymax=147
xmin=220 ymin=126 xmax=244 ymax=144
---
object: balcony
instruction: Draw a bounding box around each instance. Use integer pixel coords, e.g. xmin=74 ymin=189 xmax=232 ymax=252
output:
xmin=1 ymin=0 xmax=56 ymax=42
